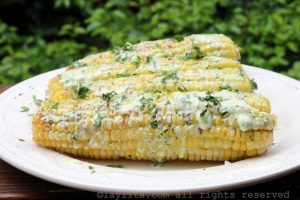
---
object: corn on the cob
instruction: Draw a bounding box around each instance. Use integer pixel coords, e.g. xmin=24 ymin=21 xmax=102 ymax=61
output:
xmin=33 ymin=34 xmax=276 ymax=162
xmin=52 ymin=34 xmax=241 ymax=102
xmin=33 ymin=91 xmax=275 ymax=161
xmin=77 ymin=34 xmax=240 ymax=67
xmin=49 ymin=56 xmax=250 ymax=102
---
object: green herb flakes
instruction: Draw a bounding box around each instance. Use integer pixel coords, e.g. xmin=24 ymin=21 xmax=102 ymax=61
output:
xmin=73 ymin=84 xmax=89 ymax=99
xmin=200 ymin=109 xmax=207 ymax=117
xmin=177 ymin=83 xmax=187 ymax=92
xmin=20 ymin=106 xmax=29 ymax=112
xmin=250 ymin=79 xmax=258 ymax=90
xmin=150 ymin=119 xmax=158 ymax=129
xmin=33 ymin=95 xmax=42 ymax=107
xmin=50 ymin=102 xmax=59 ymax=109
xmin=70 ymin=132 xmax=79 ymax=141
xmin=198 ymin=92 xmax=220 ymax=106
xmin=161 ymin=72 xmax=179 ymax=84
xmin=102 ymin=91 xmax=117 ymax=103
xmin=116 ymin=72 xmax=131 ymax=78
xmin=145 ymin=56 xmax=153 ymax=63
xmin=182 ymin=45 xmax=204 ymax=60
xmin=220 ymin=111 xmax=229 ymax=118
xmin=220 ymin=84 xmax=233 ymax=91
xmin=144 ymin=89 xmax=162 ymax=94
xmin=133 ymin=55 xmax=141 ymax=68
xmin=88 ymin=165 xmax=96 ymax=174
xmin=139 ymin=97 xmax=157 ymax=114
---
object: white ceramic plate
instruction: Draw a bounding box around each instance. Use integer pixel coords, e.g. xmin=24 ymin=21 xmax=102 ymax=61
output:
xmin=0 ymin=65 xmax=300 ymax=194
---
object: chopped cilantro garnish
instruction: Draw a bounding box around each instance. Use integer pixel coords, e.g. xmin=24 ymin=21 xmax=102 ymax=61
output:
xmin=139 ymin=97 xmax=157 ymax=113
xmin=145 ymin=56 xmax=153 ymax=63
xmin=250 ymin=79 xmax=258 ymax=90
xmin=88 ymin=166 xmax=94 ymax=170
xmin=150 ymin=119 xmax=158 ymax=129
xmin=200 ymin=109 xmax=207 ymax=117
xmin=200 ymin=112 xmax=209 ymax=123
xmin=152 ymin=160 xmax=167 ymax=167
xmin=101 ymin=91 xmax=117 ymax=103
xmin=20 ymin=106 xmax=29 ymax=112
xmin=70 ymin=132 xmax=79 ymax=141
xmin=198 ymin=92 xmax=220 ymax=106
xmin=106 ymin=164 xmax=123 ymax=168
xmin=50 ymin=102 xmax=59 ymax=109
xmin=177 ymin=83 xmax=187 ymax=92
xmin=220 ymin=84 xmax=233 ymax=91
xmin=220 ymin=111 xmax=229 ymax=118
xmin=182 ymin=45 xmax=204 ymax=60
xmin=144 ymin=89 xmax=162 ymax=94
xmin=133 ymin=55 xmax=141 ymax=68
xmin=161 ymin=72 xmax=188 ymax=92
xmin=88 ymin=165 xmax=96 ymax=174
xmin=161 ymin=72 xmax=179 ymax=84
xmin=73 ymin=84 xmax=89 ymax=99
xmin=183 ymin=52 xmax=194 ymax=60
xmin=116 ymin=72 xmax=131 ymax=78
xmin=33 ymin=95 xmax=42 ymax=107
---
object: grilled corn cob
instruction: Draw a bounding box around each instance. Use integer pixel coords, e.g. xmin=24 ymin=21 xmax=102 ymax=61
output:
xmin=49 ymin=34 xmax=241 ymax=102
xmin=48 ymin=56 xmax=250 ymax=102
xmin=77 ymin=34 xmax=240 ymax=67
xmin=33 ymin=91 xmax=275 ymax=161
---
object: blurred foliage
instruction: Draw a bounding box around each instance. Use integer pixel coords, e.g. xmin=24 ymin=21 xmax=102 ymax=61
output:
xmin=0 ymin=0 xmax=300 ymax=83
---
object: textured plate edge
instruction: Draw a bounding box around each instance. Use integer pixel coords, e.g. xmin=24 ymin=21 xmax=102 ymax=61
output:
xmin=0 ymin=153 xmax=299 ymax=194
